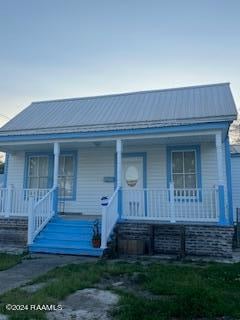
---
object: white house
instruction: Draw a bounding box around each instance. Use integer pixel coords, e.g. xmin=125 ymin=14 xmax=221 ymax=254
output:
xmin=0 ymin=83 xmax=237 ymax=257
xmin=231 ymin=145 xmax=240 ymax=222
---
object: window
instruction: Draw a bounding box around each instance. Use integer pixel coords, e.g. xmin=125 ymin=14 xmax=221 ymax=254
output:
xmin=25 ymin=152 xmax=77 ymax=200
xmin=125 ymin=165 xmax=139 ymax=187
xmin=172 ymin=150 xmax=197 ymax=189
xmin=27 ymin=156 xmax=49 ymax=189
xmin=58 ymin=154 xmax=75 ymax=199
xmin=167 ymin=145 xmax=202 ymax=200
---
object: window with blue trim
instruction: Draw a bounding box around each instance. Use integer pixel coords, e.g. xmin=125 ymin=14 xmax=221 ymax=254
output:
xmin=58 ymin=154 xmax=75 ymax=199
xmin=172 ymin=150 xmax=197 ymax=189
xmin=27 ymin=156 xmax=50 ymax=189
xmin=167 ymin=145 xmax=202 ymax=200
xmin=25 ymin=152 xmax=77 ymax=200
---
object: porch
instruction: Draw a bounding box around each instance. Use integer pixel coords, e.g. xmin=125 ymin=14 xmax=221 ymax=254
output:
xmin=0 ymin=128 xmax=232 ymax=255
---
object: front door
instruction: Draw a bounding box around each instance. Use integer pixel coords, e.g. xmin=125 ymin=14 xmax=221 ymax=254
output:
xmin=122 ymin=157 xmax=144 ymax=217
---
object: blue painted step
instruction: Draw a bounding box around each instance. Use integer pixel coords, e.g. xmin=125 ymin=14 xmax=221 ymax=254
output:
xmin=37 ymin=232 xmax=91 ymax=241
xmin=51 ymin=217 xmax=96 ymax=225
xmin=29 ymin=217 xmax=103 ymax=257
xmin=44 ymin=225 xmax=93 ymax=233
xmin=29 ymin=244 xmax=103 ymax=257
xmin=36 ymin=239 xmax=92 ymax=247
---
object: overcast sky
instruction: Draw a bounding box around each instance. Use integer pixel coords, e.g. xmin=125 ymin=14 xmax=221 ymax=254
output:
xmin=0 ymin=0 xmax=239 ymax=127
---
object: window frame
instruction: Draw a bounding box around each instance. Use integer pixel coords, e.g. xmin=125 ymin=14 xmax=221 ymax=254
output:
xmin=171 ymin=149 xmax=197 ymax=189
xmin=28 ymin=155 xmax=51 ymax=189
xmin=24 ymin=151 xmax=77 ymax=201
xmin=58 ymin=152 xmax=77 ymax=201
xmin=166 ymin=145 xmax=202 ymax=201
xmin=24 ymin=152 xmax=53 ymax=190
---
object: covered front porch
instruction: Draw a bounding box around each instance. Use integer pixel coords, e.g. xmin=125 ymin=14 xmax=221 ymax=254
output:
xmin=0 ymin=127 xmax=232 ymax=254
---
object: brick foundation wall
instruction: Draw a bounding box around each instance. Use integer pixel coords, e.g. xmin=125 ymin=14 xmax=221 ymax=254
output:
xmin=116 ymin=221 xmax=234 ymax=258
xmin=0 ymin=218 xmax=28 ymax=246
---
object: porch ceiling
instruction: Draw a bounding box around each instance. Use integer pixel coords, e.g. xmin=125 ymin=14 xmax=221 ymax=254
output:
xmin=1 ymin=133 xmax=216 ymax=153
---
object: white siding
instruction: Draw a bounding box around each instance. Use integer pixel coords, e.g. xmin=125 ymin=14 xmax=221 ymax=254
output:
xmin=64 ymin=148 xmax=115 ymax=215
xmin=231 ymin=156 xmax=240 ymax=220
xmin=7 ymin=152 xmax=25 ymax=188
xmin=5 ymin=141 xmax=228 ymax=216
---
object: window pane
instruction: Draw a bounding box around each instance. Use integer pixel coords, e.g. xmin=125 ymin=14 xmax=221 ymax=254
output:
xmin=58 ymin=155 xmax=74 ymax=198
xmin=184 ymin=151 xmax=195 ymax=173
xmin=185 ymin=174 xmax=196 ymax=188
xmin=39 ymin=157 xmax=49 ymax=176
xmin=29 ymin=157 xmax=38 ymax=176
xmin=173 ymin=174 xmax=184 ymax=188
xmin=64 ymin=177 xmax=74 ymax=197
xmin=172 ymin=152 xmax=183 ymax=173
xmin=29 ymin=177 xmax=38 ymax=189
xmin=125 ymin=165 xmax=139 ymax=187
xmin=59 ymin=157 xmax=65 ymax=175
xmin=64 ymin=156 xmax=74 ymax=176
xmin=58 ymin=177 xmax=73 ymax=198
xmin=38 ymin=177 xmax=48 ymax=189
xmin=58 ymin=177 xmax=66 ymax=197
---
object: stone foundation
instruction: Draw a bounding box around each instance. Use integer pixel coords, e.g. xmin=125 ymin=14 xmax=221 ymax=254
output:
xmin=116 ymin=221 xmax=234 ymax=258
xmin=0 ymin=217 xmax=28 ymax=246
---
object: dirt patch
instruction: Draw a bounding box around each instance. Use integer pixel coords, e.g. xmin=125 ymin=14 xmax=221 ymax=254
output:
xmin=22 ymin=282 xmax=47 ymax=293
xmin=95 ymin=272 xmax=168 ymax=301
xmin=47 ymin=288 xmax=119 ymax=320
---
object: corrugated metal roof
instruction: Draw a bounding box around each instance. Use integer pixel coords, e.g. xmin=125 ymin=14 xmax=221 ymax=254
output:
xmin=230 ymin=144 xmax=240 ymax=154
xmin=0 ymin=83 xmax=237 ymax=135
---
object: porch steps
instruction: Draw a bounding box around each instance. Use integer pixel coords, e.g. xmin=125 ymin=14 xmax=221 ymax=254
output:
xmin=29 ymin=217 xmax=103 ymax=257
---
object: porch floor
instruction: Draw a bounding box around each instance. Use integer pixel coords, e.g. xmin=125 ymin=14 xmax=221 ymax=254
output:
xmin=29 ymin=216 xmax=103 ymax=257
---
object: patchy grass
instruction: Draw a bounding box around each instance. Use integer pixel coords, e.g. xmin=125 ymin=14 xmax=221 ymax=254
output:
xmin=0 ymin=253 xmax=23 ymax=271
xmin=0 ymin=260 xmax=240 ymax=319
xmin=113 ymin=262 xmax=240 ymax=319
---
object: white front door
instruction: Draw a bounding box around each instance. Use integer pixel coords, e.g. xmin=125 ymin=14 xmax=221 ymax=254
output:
xmin=122 ymin=157 xmax=145 ymax=217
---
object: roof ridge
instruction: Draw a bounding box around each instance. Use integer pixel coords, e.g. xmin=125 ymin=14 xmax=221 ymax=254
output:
xmin=31 ymin=82 xmax=230 ymax=105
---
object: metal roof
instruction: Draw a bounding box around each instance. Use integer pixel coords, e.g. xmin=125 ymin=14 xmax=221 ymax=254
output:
xmin=0 ymin=83 xmax=237 ymax=135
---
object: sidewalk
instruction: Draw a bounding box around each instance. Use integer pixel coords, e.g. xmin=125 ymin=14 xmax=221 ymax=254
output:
xmin=0 ymin=254 xmax=97 ymax=294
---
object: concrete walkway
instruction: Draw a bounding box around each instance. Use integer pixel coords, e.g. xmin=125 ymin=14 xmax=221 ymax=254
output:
xmin=0 ymin=254 xmax=97 ymax=295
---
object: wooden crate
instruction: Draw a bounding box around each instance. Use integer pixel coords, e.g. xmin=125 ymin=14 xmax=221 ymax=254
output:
xmin=118 ymin=239 xmax=146 ymax=255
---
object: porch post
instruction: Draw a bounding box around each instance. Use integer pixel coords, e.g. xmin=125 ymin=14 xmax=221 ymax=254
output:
xmin=53 ymin=142 xmax=60 ymax=214
xmin=169 ymin=182 xmax=175 ymax=223
xmin=116 ymin=139 xmax=122 ymax=217
xmin=53 ymin=142 xmax=60 ymax=188
xmin=215 ymin=132 xmax=226 ymax=225
xmin=5 ymin=184 xmax=13 ymax=218
xmin=27 ymin=196 xmax=34 ymax=245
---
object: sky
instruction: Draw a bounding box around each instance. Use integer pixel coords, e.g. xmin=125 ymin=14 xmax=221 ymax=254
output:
xmin=0 ymin=0 xmax=240 ymax=127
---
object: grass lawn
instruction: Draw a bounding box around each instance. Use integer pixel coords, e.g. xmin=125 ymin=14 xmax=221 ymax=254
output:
xmin=0 ymin=260 xmax=240 ymax=319
xmin=0 ymin=253 xmax=23 ymax=271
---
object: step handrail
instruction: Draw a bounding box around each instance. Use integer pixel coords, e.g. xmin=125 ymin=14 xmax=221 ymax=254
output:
xmin=101 ymin=187 xmax=119 ymax=249
xmin=28 ymin=187 xmax=57 ymax=244
xmin=33 ymin=187 xmax=55 ymax=209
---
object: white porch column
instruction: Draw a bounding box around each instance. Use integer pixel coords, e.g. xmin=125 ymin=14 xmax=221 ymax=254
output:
xmin=215 ymin=132 xmax=226 ymax=224
xmin=116 ymin=139 xmax=122 ymax=218
xmin=5 ymin=184 xmax=13 ymax=218
xmin=116 ymin=139 xmax=122 ymax=188
xmin=169 ymin=182 xmax=175 ymax=223
xmin=216 ymin=132 xmax=224 ymax=185
xmin=53 ymin=142 xmax=60 ymax=188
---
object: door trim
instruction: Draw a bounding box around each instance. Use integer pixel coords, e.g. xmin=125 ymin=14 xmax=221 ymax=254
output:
xmin=114 ymin=152 xmax=147 ymax=217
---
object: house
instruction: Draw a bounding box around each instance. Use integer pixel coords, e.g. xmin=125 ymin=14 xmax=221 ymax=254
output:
xmin=231 ymin=144 xmax=240 ymax=222
xmin=0 ymin=175 xmax=4 ymax=188
xmin=0 ymin=83 xmax=238 ymax=257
